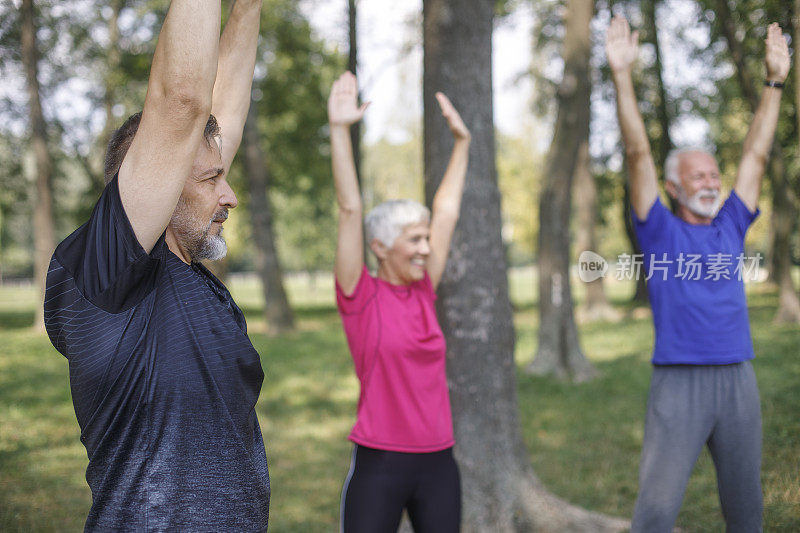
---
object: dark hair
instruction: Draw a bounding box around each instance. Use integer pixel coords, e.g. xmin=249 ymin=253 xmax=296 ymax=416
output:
xmin=103 ymin=112 xmax=220 ymax=185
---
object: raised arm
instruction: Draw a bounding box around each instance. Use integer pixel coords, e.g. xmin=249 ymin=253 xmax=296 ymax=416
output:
xmin=606 ymin=15 xmax=659 ymax=220
xmin=328 ymin=72 xmax=369 ymax=295
xmin=118 ymin=1 xmax=221 ymax=252
xmin=211 ymin=0 xmax=262 ymax=174
xmin=428 ymin=93 xmax=470 ymax=290
xmin=734 ymin=22 xmax=790 ymax=212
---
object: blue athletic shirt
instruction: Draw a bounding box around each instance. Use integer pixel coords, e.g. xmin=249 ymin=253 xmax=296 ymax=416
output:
xmin=44 ymin=176 xmax=270 ymax=531
xmin=633 ymin=191 xmax=759 ymax=365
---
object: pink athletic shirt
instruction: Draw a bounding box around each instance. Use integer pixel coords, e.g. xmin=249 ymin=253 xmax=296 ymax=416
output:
xmin=336 ymin=265 xmax=455 ymax=453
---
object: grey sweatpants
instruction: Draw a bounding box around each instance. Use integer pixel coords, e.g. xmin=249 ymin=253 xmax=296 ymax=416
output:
xmin=631 ymin=361 xmax=762 ymax=533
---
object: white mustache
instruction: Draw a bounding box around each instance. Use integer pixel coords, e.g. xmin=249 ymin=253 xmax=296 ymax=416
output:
xmin=697 ymin=189 xmax=719 ymax=199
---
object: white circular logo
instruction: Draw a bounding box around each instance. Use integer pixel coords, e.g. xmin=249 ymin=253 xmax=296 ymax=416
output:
xmin=578 ymin=251 xmax=608 ymax=282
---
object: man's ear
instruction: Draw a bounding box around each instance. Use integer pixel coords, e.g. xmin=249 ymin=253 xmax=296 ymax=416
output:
xmin=370 ymin=239 xmax=388 ymax=261
xmin=665 ymin=180 xmax=679 ymax=200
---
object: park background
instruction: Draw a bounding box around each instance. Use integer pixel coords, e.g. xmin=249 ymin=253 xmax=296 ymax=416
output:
xmin=1 ymin=0 xmax=799 ymax=530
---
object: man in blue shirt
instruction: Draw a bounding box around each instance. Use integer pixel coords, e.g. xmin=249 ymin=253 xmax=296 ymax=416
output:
xmin=606 ymin=15 xmax=790 ymax=532
xmin=44 ymin=1 xmax=268 ymax=530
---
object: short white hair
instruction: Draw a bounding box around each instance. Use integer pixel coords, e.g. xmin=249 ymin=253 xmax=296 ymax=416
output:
xmin=364 ymin=199 xmax=430 ymax=249
xmin=664 ymin=147 xmax=714 ymax=184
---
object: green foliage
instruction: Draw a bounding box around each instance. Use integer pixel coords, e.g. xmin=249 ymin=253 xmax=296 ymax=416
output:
xmin=0 ymin=0 xmax=343 ymax=275
xmin=0 ymin=134 xmax=29 ymax=278
xmin=495 ymin=0 xmax=522 ymax=18
xmin=362 ymin=130 xmax=424 ymax=208
xmin=497 ymin=131 xmax=542 ymax=264
xmin=0 ymin=0 xmax=159 ymax=276
xmin=531 ymin=0 xmax=630 ymax=259
xmin=688 ymin=0 xmax=799 ymax=257
xmin=227 ymin=0 xmax=344 ymax=273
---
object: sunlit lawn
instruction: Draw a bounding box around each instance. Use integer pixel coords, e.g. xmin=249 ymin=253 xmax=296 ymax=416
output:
xmin=1 ymin=271 xmax=798 ymax=531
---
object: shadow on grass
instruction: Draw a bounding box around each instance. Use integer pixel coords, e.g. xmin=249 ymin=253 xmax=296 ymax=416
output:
xmin=0 ymin=310 xmax=35 ymax=330
xmin=238 ymin=303 xmax=338 ymax=323
xmin=0 ymin=364 xmax=71 ymax=411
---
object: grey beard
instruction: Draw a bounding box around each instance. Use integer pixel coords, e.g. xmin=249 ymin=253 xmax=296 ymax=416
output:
xmin=677 ymin=187 xmax=722 ymax=219
xmin=170 ymin=199 xmax=228 ymax=262
xmin=195 ymin=230 xmax=227 ymax=261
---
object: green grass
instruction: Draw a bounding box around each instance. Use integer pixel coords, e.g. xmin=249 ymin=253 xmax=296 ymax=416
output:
xmin=1 ymin=276 xmax=798 ymax=531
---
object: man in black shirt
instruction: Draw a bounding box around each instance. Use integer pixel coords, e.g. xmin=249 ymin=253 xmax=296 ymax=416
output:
xmin=44 ymin=1 xmax=268 ymax=530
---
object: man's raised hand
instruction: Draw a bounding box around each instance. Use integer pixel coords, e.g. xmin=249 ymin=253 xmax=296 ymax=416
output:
xmin=328 ymin=71 xmax=369 ymax=128
xmin=605 ymin=15 xmax=639 ymax=74
xmin=435 ymin=92 xmax=470 ymax=141
xmin=765 ymin=23 xmax=790 ymax=84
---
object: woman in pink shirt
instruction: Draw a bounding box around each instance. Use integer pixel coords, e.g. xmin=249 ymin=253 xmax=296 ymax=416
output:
xmin=328 ymin=71 xmax=470 ymax=533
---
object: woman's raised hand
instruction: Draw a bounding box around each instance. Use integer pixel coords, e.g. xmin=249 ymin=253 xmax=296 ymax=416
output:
xmin=328 ymin=71 xmax=370 ymax=127
xmin=435 ymin=92 xmax=470 ymax=141
xmin=605 ymin=15 xmax=639 ymax=74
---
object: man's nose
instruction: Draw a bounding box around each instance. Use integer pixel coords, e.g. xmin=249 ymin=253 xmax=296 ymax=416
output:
xmin=219 ymin=179 xmax=238 ymax=208
xmin=705 ymin=173 xmax=720 ymax=189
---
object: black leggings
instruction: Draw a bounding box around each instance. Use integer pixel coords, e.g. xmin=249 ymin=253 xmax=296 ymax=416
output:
xmin=340 ymin=444 xmax=461 ymax=533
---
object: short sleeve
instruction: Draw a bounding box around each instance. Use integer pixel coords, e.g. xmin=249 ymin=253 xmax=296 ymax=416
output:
xmin=633 ymin=197 xmax=673 ymax=253
xmin=336 ymin=265 xmax=378 ymax=315
xmin=715 ymin=191 xmax=760 ymax=240
xmin=51 ymin=174 xmax=165 ymax=313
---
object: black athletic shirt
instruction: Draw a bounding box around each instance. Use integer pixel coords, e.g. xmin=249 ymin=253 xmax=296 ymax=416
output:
xmin=44 ymin=176 xmax=270 ymax=531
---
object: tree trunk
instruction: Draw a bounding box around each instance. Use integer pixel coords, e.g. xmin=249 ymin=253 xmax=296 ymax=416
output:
xmin=98 ymin=0 xmax=123 ymax=192
xmin=642 ymin=0 xmax=675 ymax=210
xmin=617 ymin=0 xmax=671 ymax=306
xmin=574 ymin=141 xmax=621 ymax=323
xmin=793 ymin=0 xmax=800 ymax=314
xmin=528 ymin=0 xmax=596 ymax=381
xmin=0 ymin=206 xmax=4 ymax=284
xmin=68 ymin=0 xmax=122 ymax=195
xmin=622 ymin=184 xmax=649 ymax=304
xmin=716 ymin=0 xmax=800 ymax=324
xmin=348 ymin=0 xmax=360 ymax=181
xmin=769 ymin=151 xmax=800 ymax=323
xmin=21 ymin=0 xmax=56 ymax=332
xmin=348 ymin=0 xmax=370 ymax=268
xmin=242 ymin=100 xmax=295 ymax=334
xmin=423 ymin=0 xmax=625 ymax=529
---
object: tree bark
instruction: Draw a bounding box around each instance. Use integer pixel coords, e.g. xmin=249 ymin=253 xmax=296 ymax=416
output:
xmin=642 ymin=0 xmax=675 ymax=211
xmin=795 ymin=0 xmax=800 ymax=167
xmin=715 ymin=0 xmax=800 ymax=324
xmin=242 ymin=100 xmax=295 ymax=334
xmin=423 ymin=0 xmax=625 ymax=529
xmin=574 ymin=141 xmax=621 ymax=323
xmin=348 ymin=0 xmax=360 ymax=180
xmin=528 ymin=0 xmax=596 ymax=381
xmin=793 ymin=0 xmax=800 ymax=314
xmin=643 ymin=0 xmax=672 ymax=173
xmin=347 ymin=0 xmax=370 ymax=267
xmin=66 ymin=0 xmax=122 ymax=196
xmin=0 ymin=206 xmax=4 ymax=284
xmin=615 ymin=1 xmax=671 ymax=307
xmin=616 ymin=0 xmax=671 ymax=306
xmin=99 ymin=0 xmax=123 ymax=192
xmin=622 ymin=184 xmax=649 ymax=304
xmin=21 ymin=0 xmax=56 ymax=332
